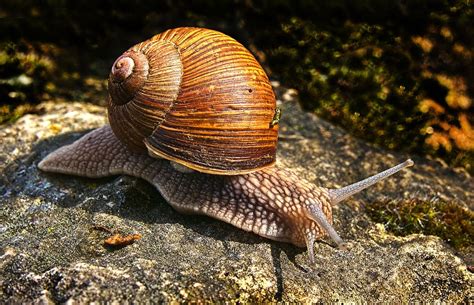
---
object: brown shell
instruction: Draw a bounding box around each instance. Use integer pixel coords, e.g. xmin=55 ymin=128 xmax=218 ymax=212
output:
xmin=108 ymin=27 xmax=278 ymax=175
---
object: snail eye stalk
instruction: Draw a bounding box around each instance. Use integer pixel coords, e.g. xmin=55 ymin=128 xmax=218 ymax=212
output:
xmin=328 ymin=159 xmax=414 ymax=205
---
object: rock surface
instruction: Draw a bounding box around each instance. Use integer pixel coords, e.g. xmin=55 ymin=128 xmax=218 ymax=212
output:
xmin=0 ymin=87 xmax=472 ymax=303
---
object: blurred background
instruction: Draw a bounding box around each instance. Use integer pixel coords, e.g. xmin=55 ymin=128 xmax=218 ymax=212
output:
xmin=1 ymin=0 xmax=472 ymax=173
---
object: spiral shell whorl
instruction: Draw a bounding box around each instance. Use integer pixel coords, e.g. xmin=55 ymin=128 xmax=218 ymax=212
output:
xmin=111 ymin=56 xmax=134 ymax=82
xmin=107 ymin=40 xmax=183 ymax=152
xmin=108 ymin=51 xmax=149 ymax=106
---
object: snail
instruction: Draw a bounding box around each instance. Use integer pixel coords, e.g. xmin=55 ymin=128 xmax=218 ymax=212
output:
xmin=38 ymin=27 xmax=414 ymax=263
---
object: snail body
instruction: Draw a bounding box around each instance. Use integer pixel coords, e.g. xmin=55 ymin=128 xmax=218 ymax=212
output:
xmin=39 ymin=28 xmax=413 ymax=263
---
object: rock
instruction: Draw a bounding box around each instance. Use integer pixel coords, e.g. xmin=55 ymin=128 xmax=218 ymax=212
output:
xmin=0 ymin=89 xmax=472 ymax=303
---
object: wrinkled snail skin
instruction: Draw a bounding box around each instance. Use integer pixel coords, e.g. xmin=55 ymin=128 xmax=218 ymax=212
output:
xmin=38 ymin=126 xmax=332 ymax=249
xmin=38 ymin=126 xmax=413 ymax=263
xmin=38 ymin=27 xmax=414 ymax=263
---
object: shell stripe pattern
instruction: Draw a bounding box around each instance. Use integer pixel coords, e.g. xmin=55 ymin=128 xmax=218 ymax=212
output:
xmin=108 ymin=40 xmax=183 ymax=152
xmin=108 ymin=27 xmax=278 ymax=174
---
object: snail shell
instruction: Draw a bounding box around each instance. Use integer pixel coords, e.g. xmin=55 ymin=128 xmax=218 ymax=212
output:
xmin=108 ymin=27 xmax=278 ymax=175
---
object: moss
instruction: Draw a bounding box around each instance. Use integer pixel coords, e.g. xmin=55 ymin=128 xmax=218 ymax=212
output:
xmin=1 ymin=0 xmax=472 ymax=171
xmin=366 ymin=198 xmax=474 ymax=249
xmin=0 ymin=42 xmax=56 ymax=123
xmin=260 ymin=5 xmax=473 ymax=173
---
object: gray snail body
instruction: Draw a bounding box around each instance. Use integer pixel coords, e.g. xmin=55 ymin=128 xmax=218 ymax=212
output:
xmin=38 ymin=27 xmax=413 ymax=263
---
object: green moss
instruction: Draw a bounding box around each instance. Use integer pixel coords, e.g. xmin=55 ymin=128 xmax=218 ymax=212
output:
xmin=1 ymin=0 xmax=472 ymax=172
xmin=0 ymin=42 xmax=56 ymax=123
xmin=255 ymin=0 xmax=473 ymax=174
xmin=366 ymin=198 xmax=474 ymax=249
xmin=0 ymin=103 xmax=36 ymax=124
